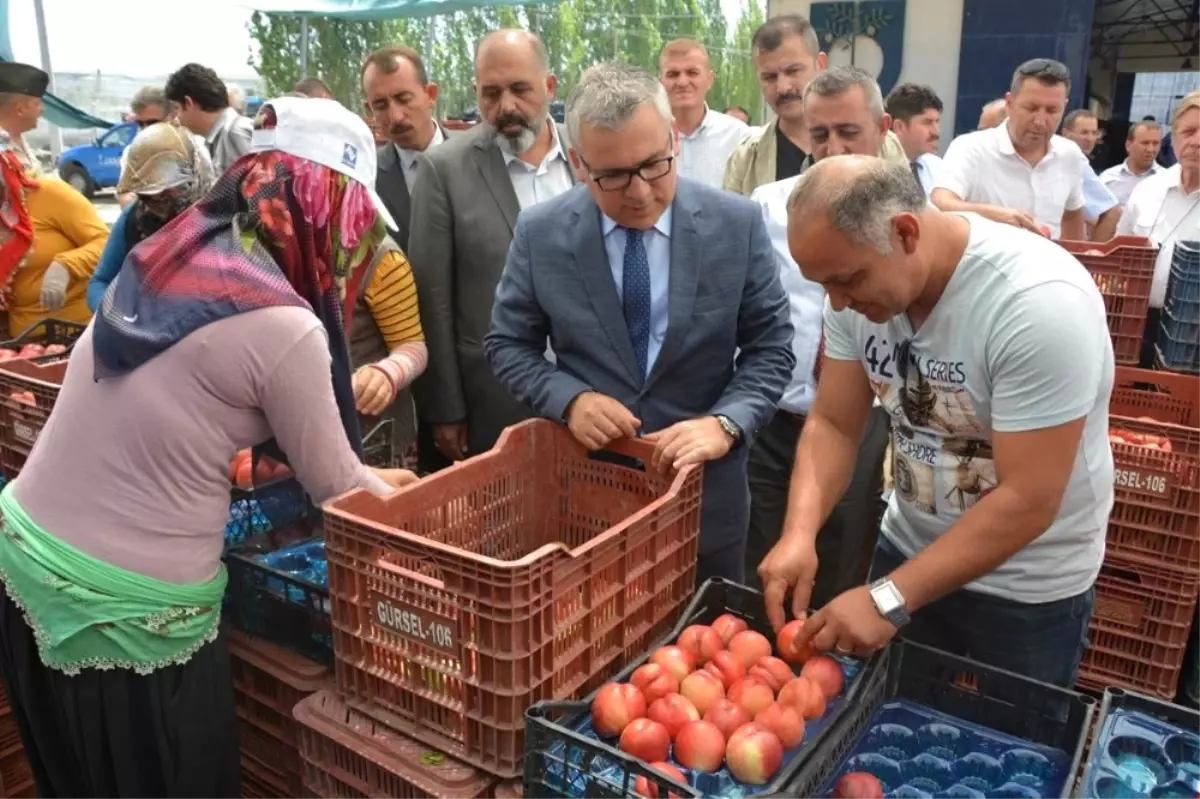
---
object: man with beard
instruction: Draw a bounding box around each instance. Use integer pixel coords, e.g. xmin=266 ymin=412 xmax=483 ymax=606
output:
xmin=408 ymin=29 xmax=575 ymax=465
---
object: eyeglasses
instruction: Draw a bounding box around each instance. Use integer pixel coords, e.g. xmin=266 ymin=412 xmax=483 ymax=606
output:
xmin=581 ymin=154 xmax=674 ymax=191
xmin=1015 ymin=58 xmax=1070 ymax=83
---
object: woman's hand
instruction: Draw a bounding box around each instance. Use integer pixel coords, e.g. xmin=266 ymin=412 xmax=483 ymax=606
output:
xmin=371 ymin=467 xmax=420 ymax=490
xmin=354 ymin=365 xmax=395 ymax=416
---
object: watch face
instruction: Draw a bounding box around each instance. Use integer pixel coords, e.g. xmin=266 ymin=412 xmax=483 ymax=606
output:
xmin=872 ymin=581 xmax=904 ymax=613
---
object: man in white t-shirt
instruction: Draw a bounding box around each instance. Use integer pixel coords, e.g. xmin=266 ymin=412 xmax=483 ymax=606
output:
xmin=933 ymin=58 xmax=1087 ymax=240
xmin=760 ymin=155 xmax=1114 ymax=687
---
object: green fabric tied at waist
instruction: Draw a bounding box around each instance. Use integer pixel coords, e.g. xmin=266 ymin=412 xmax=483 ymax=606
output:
xmin=0 ymin=485 xmax=227 ymax=676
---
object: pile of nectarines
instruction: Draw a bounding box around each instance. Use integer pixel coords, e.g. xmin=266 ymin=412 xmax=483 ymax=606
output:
xmin=589 ymin=614 xmax=850 ymax=788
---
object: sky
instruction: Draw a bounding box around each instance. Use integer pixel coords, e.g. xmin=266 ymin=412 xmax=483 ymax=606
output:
xmin=9 ymin=0 xmax=261 ymax=78
xmin=7 ymin=0 xmax=746 ymax=81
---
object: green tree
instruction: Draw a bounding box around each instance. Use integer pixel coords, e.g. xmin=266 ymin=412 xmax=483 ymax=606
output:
xmin=247 ymin=12 xmax=430 ymax=113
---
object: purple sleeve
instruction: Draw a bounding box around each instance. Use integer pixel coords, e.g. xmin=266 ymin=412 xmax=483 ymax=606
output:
xmin=258 ymin=327 xmax=392 ymax=502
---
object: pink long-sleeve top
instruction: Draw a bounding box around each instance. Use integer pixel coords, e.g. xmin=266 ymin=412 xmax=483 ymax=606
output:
xmin=11 ymin=306 xmax=391 ymax=585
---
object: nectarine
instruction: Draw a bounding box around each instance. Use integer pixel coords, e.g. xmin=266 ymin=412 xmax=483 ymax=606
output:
xmin=728 ymin=630 xmax=773 ymax=669
xmin=630 ymin=663 xmax=678 ymax=705
xmin=674 ymin=720 xmax=726 ymax=773
xmin=754 ymin=702 xmax=805 ymax=749
xmin=776 ymin=619 xmax=814 ymax=664
xmin=704 ymin=650 xmax=746 ymax=689
xmin=591 ymin=683 xmax=646 ymax=737
xmin=727 ymin=677 xmax=775 ymax=717
xmin=801 ymin=655 xmax=845 ymax=699
xmin=619 ymin=717 xmax=670 ymax=763
xmin=680 ymin=670 xmax=725 ymax=716
xmin=677 ymin=624 xmax=724 ymax=664
xmin=704 ymin=698 xmax=751 ymax=740
xmin=725 ymin=723 xmax=784 ymax=785
xmin=647 ymin=693 xmax=700 ymax=740
xmin=649 ymin=645 xmax=696 ymax=684
xmin=777 ymin=676 xmax=826 ymax=720
xmin=710 ymin=613 xmax=749 ymax=646
xmin=634 ymin=762 xmax=688 ymax=799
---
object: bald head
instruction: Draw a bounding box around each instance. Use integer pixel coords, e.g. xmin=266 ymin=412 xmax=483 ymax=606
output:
xmin=475 ymin=29 xmax=549 ymax=72
xmin=788 ymin=156 xmax=926 ymax=251
xmin=978 ymin=98 xmax=1007 ymax=130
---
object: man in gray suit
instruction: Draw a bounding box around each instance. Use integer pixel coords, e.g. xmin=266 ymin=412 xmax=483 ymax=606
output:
xmin=408 ymin=29 xmax=575 ymax=469
xmin=363 ymin=44 xmax=443 ymax=252
xmin=486 ymin=62 xmax=795 ymax=583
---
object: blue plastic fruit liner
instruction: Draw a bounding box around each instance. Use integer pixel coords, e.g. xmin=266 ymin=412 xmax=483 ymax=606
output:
xmin=1083 ymin=706 xmax=1200 ymax=799
xmin=819 ymin=700 xmax=1073 ymax=799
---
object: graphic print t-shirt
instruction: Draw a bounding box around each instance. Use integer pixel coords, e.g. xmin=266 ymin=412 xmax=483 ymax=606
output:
xmin=824 ymin=214 xmax=1115 ymax=603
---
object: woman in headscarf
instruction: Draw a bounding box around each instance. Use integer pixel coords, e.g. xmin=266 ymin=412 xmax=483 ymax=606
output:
xmin=0 ymin=130 xmax=108 ymax=336
xmin=86 ymin=122 xmax=216 ymax=310
xmin=0 ymin=98 xmax=415 ymax=798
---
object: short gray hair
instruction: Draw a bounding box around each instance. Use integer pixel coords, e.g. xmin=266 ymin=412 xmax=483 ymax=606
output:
xmin=787 ymin=156 xmax=926 ymax=252
xmin=131 ymin=86 xmax=166 ymax=113
xmin=566 ymin=61 xmax=672 ymax=149
xmin=227 ymin=86 xmax=247 ymax=114
xmin=803 ymin=66 xmax=885 ymax=121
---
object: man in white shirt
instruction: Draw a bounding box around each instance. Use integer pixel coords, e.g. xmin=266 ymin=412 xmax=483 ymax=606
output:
xmin=659 ymin=38 xmax=750 ymax=188
xmin=761 ymin=156 xmax=1113 ymax=688
xmin=885 ymin=83 xmax=944 ymax=198
xmin=165 ymin=63 xmax=253 ymax=175
xmin=933 ymin=58 xmax=1087 ymax=240
xmin=1100 ymin=120 xmax=1163 ymax=206
xmin=1118 ymin=90 xmax=1200 ymax=367
xmin=408 ymin=29 xmax=575 ymax=468
xmin=1061 ymin=108 xmax=1122 ymax=240
xmin=362 ymin=44 xmax=444 ymax=252
xmin=744 ymin=66 xmax=899 ymax=607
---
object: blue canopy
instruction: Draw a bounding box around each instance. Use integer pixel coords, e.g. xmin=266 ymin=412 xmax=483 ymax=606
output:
xmin=248 ymin=0 xmax=557 ymax=20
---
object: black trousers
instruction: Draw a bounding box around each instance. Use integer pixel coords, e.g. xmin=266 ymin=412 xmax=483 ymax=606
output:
xmin=0 ymin=590 xmax=240 ymax=798
xmin=744 ymin=406 xmax=890 ymax=610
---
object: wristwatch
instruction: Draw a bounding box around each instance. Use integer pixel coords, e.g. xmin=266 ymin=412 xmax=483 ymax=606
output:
xmin=868 ymin=577 xmax=911 ymax=629
xmin=714 ymin=414 xmax=742 ymax=446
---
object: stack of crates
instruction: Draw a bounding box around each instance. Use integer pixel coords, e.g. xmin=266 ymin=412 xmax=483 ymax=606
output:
xmin=1060 ymin=236 xmax=1158 ymax=365
xmin=1158 ymin=241 xmax=1200 ymax=373
xmin=229 ymin=629 xmax=331 ymax=798
xmin=1079 ymin=367 xmax=1200 ymax=699
xmin=0 ymin=683 xmax=33 ymax=798
xmin=288 ymin=419 xmax=703 ymax=796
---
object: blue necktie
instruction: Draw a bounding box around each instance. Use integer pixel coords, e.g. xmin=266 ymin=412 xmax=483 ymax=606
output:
xmin=622 ymin=227 xmax=651 ymax=378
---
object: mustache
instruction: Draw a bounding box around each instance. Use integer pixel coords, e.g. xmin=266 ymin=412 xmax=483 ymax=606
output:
xmin=390 ymin=123 xmax=413 ymax=136
xmin=776 ymin=91 xmax=804 ymax=104
xmin=496 ymin=112 xmax=536 ymax=133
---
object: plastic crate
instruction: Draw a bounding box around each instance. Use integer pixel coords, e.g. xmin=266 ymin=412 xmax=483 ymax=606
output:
xmin=225 ymin=526 xmax=333 ymax=665
xmin=228 ymin=629 xmax=332 ymax=797
xmin=1107 ymin=367 xmax=1200 ymax=572
xmin=0 ymin=318 xmax=87 ymax=364
xmin=1157 ymin=324 xmax=1200 ymax=373
xmin=0 ymin=745 xmax=32 ymax=799
xmin=1059 ymin=236 xmax=1158 ymax=366
xmin=522 ymin=578 xmax=878 ymax=799
xmin=0 ymin=357 xmax=66 ymax=464
xmin=1077 ymin=687 xmax=1200 ymax=798
xmin=787 ymin=640 xmax=1097 ymax=798
xmin=1077 ymin=555 xmax=1199 ymax=700
xmin=241 ymin=755 xmax=289 ymax=799
xmin=293 ymin=690 xmax=497 ymax=799
xmin=494 ymin=779 xmax=522 ymax=798
xmin=1169 ymin=260 xmax=1200 ymax=305
xmin=1162 ymin=306 xmax=1200 ymax=344
xmin=323 ymin=419 xmax=703 ymax=778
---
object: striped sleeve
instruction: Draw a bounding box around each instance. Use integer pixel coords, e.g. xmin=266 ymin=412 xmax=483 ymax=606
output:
xmin=363 ymin=249 xmax=425 ymax=349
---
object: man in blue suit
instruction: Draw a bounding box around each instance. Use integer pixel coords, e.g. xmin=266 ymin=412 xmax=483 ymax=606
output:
xmin=486 ymin=61 xmax=795 ymax=584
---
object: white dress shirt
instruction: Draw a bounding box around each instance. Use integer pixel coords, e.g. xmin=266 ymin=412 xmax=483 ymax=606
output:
xmin=912 ymin=153 xmax=944 ymax=198
xmin=396 ymin=125 xmax=445 ymax=190
xmin=751 ymin=176 xmax=824 ymax=415
xmin=1100 ymin=160 xmax=1163 ymax=206
xmin=502 ymin=123 xmax=574 ymax=211
xmin=1118 ymin=164 xmax=1200 ymax=308
xmin=936 ymin=125 xmax=1086 ymax=238
xmin=601 ymin=208 xmax=672 ymax=377
xmin=677 ymin=107 xmax=752 ymax=189
xmin=1082 ymin=168 xmax=1119 ymax=223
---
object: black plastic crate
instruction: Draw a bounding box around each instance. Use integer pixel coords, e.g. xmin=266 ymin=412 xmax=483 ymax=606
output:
xmin=1077 ymin=687 xmax=1200 ymax=799
xmin=224 ymin=525 xmax=332 ymax=666
xmin=523 ymin=578 xmax=881 ymax=799
xmin=0 ymin=318 xmax=86 ymax=364
xmin=787 ymin=639 xmax=1097 ymax=798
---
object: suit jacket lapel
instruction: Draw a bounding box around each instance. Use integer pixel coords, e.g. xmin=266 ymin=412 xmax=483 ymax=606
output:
xmin=473 ymin=134 xmax=520 ymax=232
xmin=571 ymin=201 xmax=642 ymax=384
xmin=647 ymin=184 xmax=701 ymax=387
xmin=376 ymin=144 xmax=411 ymax=242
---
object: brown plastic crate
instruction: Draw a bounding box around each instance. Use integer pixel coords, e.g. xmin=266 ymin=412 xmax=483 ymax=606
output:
xmin=0 ymin=359 xmax=66 ymax=463
xmin=0 ymin=745 xmax=31 ymax=798
xmin=229 ymin=630 xmax=332 ymax=796
xmin=1108 ymin=367 xmax=1200 ymax=572
xmin=1078 ymin=554 xmax=1200 ymax=699
xmin=1060 ymin=236 xmax=1157 ymax=365
xmin=322 ymin=419 xmax=702 ymax=777
xmin=0 ymin=708 xmax=20 ymax=759
xmin=294 ymin=691 xmax=496 ymax=798
xmin=493 ymin=780 xmax=521 ymax=799
xmin=241 ymin=755 xmax=287 ymax=799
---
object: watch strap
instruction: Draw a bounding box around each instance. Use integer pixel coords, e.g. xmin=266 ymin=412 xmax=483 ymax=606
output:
xmin=869 ymin=577 xmax=911 ymax=629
